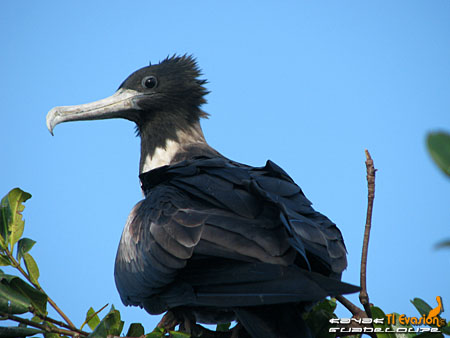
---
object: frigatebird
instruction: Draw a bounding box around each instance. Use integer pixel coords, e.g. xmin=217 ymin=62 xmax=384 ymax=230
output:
xmin=46 ymin=55 xmax=358 ymax=337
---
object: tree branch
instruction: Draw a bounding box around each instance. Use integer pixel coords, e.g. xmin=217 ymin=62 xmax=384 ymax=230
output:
xmin=80 ymin=303 xmax=109 ymax=330
xmin=336 ymin=150 xmax=378 ymax=337
xmin=336 ymin=295 xmax=366 ymax=318
xmin=37 ymin=313 xmax=88 ymax=335
xmin=0 ymin=311 xmax=88 ymax=337
xmin=5 ymin=250 xmax=77 ymax=329
xmin=359 ymin=149 xmax=376 ymax=318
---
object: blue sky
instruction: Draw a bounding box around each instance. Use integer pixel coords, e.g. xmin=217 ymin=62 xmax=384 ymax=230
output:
xmin=1 ymin=0 xmax=449 ymax=332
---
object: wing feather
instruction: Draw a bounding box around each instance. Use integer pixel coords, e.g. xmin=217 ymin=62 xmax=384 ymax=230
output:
xmin=115 ymin=155 xmax=353 ymax=314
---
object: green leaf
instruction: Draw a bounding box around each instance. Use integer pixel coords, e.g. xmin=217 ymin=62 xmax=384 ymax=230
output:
xmin=31 ymin=314 xmax=43 ymax=323
xmin=126 ymin=323 xmax=145 ymax=337
xmin=88 ymin=306 xmax=124 ymax=338
xmin=0 ymin=282 xmax=31 ymax=314
xmin=0 ymin=270 xmax=47 ymax=316
xmin=435 ymin=239 xmax=450 ymax=250
xmin=303 ymin=298 xmax=338 ymax=338
xmin=7 ymin=188 xmax=32 ymax=251
xmin=17 ymin=238 xmax=36 ymax=262
xmin=411 ymin=298 xmax=432 ymax=317
xmin=314 ymin=297 xmax=337 ymax=313
xmin=216 ymin=323 xmax=231 ymax=332
xmin=85 ymin=307 xmax=101 ymax=331
xmin=146 ymin=327 xmax=165 ymax=338
xmin=44 ymin=333 xmax=61 ymax=338
xmin=441 ymin=321 xmax=450 ymax=335
xmin=0 ymin=326 xmax=44 ymax=337
xmin=427 ymin=131 xmax=450 ymax=177
xmin=0 ymin=194 xmax=11 ymax=250
xmin=0 ymin=255 xmax=11 ymax=267
xmin=371 ymin=306 xmax=396 ymax=338
xmin=23 ymin=253 xmax=40 ymax=285
xmin=168 ymin=331 xmax=190 ymax=338
xmin=389 ymin=312 xmax=416 ymax=338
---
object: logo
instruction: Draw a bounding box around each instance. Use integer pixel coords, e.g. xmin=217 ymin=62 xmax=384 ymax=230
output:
xmin=329 ymin=296 xmax=446 ymax=334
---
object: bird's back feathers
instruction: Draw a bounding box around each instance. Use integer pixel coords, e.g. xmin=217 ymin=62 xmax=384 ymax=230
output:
xmin=114 ymin=154 xmax=354 ymax=323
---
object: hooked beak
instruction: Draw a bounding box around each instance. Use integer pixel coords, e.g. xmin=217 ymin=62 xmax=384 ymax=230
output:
xmin=46 ymin=88 xmax=143 ymax=135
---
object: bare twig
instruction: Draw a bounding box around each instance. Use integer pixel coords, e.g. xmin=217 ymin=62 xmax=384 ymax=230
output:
xmin=45 ymin=296 xmax=76 ymax=329
xmin=336 ymin=295 xmax=366 ymax=318
xmin=336 ymin=150 xmax=378 ymax=337
xmin=359 ymin=149 xmax=376 ymax=318
xmin=335 ymin=296 xmax=378 ymax=338
xmin=80 ymin=303 xmax=109 ymax=330
xmin=37 ymin=313 xmax=88 ymax=335
xmin=44 ymin=297 xmax=76 ymax=329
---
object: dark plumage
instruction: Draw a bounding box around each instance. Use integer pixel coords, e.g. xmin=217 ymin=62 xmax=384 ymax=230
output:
xmin=46 ymin=55 xmax=358 ymax=338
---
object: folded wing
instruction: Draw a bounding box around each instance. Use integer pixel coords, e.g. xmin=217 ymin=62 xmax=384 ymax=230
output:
xmin=114 ymin=157 xmax=354 ymax=315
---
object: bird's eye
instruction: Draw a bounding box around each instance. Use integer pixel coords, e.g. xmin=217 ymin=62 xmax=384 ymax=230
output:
xmin=142 ymin=76 xmax=158 ymax=89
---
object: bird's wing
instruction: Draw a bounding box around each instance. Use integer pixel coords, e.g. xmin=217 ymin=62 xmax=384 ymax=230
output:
xmin=249 ymin=160 xmax=348 ymax=274
xmin=115 ymin=157 xmax=353 ymax=314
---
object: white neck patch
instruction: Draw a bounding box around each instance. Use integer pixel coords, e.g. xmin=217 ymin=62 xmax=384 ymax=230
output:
xmin=141 ymin=139 xmax=181 ymax=173
xmin=139 ymin=121 xmax=206 ymax=173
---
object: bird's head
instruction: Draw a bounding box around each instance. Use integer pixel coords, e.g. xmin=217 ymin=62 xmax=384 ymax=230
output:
xmin=46 ymin=55 xmax=209 ymax=136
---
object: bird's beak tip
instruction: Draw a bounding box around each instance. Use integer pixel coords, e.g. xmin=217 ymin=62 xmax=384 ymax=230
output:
xmin=46 ymin=107 xmax=59 ymax=136
xmin=46 ymin=120 xmax=55 ymax=136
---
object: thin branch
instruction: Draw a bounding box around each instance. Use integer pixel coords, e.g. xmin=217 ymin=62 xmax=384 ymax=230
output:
xmin=80 ymin=303 xmax=109 ymax=330
xmin=359 ymin=149 xmax=376 ymax=318
xmin=5 ymin=250 xmax=77 ymax=329
xmin=335 ymin=296 xmax=377 ymax=338
xmin=336 ymin=295 xmax=366 ymax=317
xmin=46 ymin=296 xmax=76 ymax=330
xmin=0 ymin=311 xmax=87 ymax=337
xmin=37 ymin=313 xmax=89 ymax=336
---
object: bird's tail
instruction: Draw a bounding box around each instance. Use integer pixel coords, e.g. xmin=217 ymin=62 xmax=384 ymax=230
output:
xmin=235 ymin=303 xmax=312 ymax=338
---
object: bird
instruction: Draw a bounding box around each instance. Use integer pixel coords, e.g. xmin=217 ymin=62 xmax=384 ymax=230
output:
xmin=46 ymin=55 xmax=359 ymax=337
xmin=427 ymin=296 xmax=443 ymax=320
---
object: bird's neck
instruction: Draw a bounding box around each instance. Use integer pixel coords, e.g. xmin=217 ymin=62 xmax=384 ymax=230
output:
xmin=138 ymin=120 xmax=207 ymax=174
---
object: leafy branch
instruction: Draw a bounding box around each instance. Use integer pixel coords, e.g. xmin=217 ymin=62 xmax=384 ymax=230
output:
xmin=0 ymin=187 xmax=192 ymax=338
xmin=0 ymin=188 xmax=83 ymax=336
